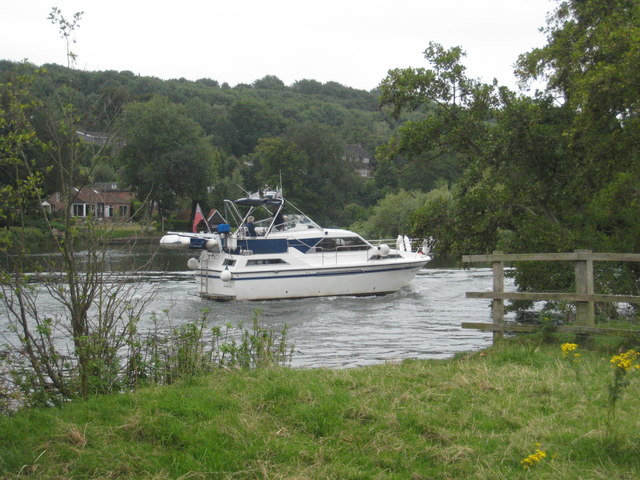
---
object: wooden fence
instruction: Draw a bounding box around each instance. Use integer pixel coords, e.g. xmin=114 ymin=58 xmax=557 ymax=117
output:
xmin=461 ymin=250 xmax=640 ymax=342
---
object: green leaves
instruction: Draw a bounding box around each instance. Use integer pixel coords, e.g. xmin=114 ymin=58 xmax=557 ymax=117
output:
xmin=378 ymin=0 xmax=640 ymax=313
xmin=0 ymin=72 xmax=46 ymax=230
xmin=47 ymin=7 xmax=84 ymax=68
xmin=117 ymin=96 xmax=216 ymax=217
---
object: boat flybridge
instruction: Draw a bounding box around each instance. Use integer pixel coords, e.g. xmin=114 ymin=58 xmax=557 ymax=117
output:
xmin=159 ymin=189 xmax=431 ymax=300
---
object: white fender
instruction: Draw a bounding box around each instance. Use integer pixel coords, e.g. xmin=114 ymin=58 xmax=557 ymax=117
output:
xmin=220 ymin=269 xmax=232 ymax=282
xmin=378 ymin=244 xmax=390 ymax=257
xmin=206 ymin=236 xmax=223 ymax=252
xmin=404 ymin=235 xmax=411 ymax=252
xmin=396 ymin=235 xmax=404 ymax=252
xmin=421 ymin=239 xmax=431 ymax=255
xmin=187 ymin=258 xmax=199 ymax=270
xmin=226 ymin=235 xmax=237 ymax=250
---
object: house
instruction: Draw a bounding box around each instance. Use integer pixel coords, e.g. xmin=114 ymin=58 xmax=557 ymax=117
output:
xmin=342 ymin=144 xmax=373 ymax=178
xmin=75 ymin=130 xmax=111 ymax=146
xmin=43 ymin=183 xmax=135 ymax=220
xmin=75 ymin=130 xmax=123 ymax=147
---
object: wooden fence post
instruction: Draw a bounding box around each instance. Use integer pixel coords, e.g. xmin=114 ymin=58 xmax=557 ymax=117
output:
xmin=492 ymin=251 xmax=505 ymax=342
xmin=574 ymin=249 xmax=595 ymax=327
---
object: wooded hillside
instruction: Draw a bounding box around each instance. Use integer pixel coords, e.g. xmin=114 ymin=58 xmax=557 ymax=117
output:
xmin=1 ymin=60 xmax=455 ymax=227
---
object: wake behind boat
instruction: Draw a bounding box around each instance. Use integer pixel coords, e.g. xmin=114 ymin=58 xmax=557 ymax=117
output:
xmin=160 ymin=188 xmax=431 ymax=300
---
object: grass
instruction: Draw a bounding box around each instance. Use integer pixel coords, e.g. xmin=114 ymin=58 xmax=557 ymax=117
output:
xmin=99 ymin=222 xmax=159 ymax=239
xmin=1 ymin=340 xmax=639 ymax=479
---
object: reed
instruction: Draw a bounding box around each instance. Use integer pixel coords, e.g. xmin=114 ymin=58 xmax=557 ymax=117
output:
xmin=0 ymin=310 xmax=293 ymax=411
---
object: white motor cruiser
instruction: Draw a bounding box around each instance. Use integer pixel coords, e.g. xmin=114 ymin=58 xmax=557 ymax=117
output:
xmin=160 ymin=189 xmax=431 ymax=300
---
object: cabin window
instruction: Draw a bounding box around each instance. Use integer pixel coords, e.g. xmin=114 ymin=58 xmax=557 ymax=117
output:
xmin=246 ymin=259 xmax=288 ymax=266
xmin=315 ymin=236 xmax=369 ymax=251
xmin=316 ymin=238 xmax=336 ymax=251
xmin=223 ymin=259 xmax=236 ymax=266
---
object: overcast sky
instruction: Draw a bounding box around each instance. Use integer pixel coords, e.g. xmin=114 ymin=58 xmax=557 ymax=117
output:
xmin=2 ymin=0 xmax=557 ymax=91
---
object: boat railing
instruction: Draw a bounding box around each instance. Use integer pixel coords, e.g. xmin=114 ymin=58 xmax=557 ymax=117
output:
xmin=314 ymin=244 xmax=403 ymax=265
xmin=368 ymin=238 xmax=397 ymax=245
xmin=370 ymin=238 xmax=427 ymax=253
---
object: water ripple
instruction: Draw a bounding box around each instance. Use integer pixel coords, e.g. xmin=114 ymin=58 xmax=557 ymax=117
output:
xmin=1 ymin=266 xmax=512 ymax=369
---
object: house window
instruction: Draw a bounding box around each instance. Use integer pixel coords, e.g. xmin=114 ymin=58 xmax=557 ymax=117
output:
xmin=72 ymin=204 xmax=85 ymax=217
xmin=119 ymin=205 xmax=128 ymax=217
xmin=105 ymin=205 xmax=113 ymax=217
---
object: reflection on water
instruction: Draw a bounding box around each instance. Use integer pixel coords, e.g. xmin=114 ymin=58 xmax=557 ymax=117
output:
xmin=1 ymin=246 xmax=512 ymax=369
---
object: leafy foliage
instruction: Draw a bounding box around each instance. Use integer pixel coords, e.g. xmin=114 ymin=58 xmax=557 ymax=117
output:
xmin=117 ymin=96 xmax=218 ymax=219
xmin=0 ymin=60 xmax=424 ymax=225
xmin=0 ymin=67 xmax=46 ymax=229
xmin=350 ymin=189 xmax=432 ymax=239
xmin=378 ymin=0 xmax=640 ymax=308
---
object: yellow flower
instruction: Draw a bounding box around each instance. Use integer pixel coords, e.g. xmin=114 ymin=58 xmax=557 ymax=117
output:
xmin=610 ymin=350 xmax=640 ymax=372
xmin=561 ymin=343 xmax=578 ymax=357
xmin=521 ymin=448 xmax=547 ymax=469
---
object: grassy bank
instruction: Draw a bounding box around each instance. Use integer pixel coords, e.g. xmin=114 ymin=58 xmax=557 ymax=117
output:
xmin=1 ymin=341 xmax=639 ymax=479
xmin=1 ymin=223 xmax=160 ymax=251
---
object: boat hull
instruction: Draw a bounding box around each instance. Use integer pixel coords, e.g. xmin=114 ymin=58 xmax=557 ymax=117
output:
xmin=196 ymin=257 xmax=429 ymax=301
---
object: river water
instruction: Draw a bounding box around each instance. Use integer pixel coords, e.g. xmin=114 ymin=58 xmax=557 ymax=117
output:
xmin=1 ymin=246 xmax=512 ymax=369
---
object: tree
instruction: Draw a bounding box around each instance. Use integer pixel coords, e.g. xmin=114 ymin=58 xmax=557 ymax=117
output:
xmin=0 ymin=66 xmax=45 ymax=228
xmin=515 ymin=0 xmax=640 ymax=253
xmin=1 ymin=35 xmax=152 ymax=406
xmin=379 ymin=42 xmax=497 ymax=185
xmin=185 ymin=97 xmax=234 ymax=153
xmin=248 ymin=137 xmax=310 ymax=208
xmin=228 ymin=98 xmax=285 ymax=156
xmin=380 ymin=1 xmax=640 ymax=306
xmin=292 ymin=79 xmax=323 ymax=95
xmin=351 ymin=189 xmax=433 ymax=239
xmin=117 ymin=96 xmax=218 ymax=223
xmin=378 ymin=43 xmax=509 ymax=255
xmin=511 ymin=0 xmax=640 ymax=296
xmin=48 ymin=7 xmax=84 ymax=68
xmin=252 ymin=75 xmax=286 ymax=90
xmin=285 ymin=122 xmax=361 ymax=225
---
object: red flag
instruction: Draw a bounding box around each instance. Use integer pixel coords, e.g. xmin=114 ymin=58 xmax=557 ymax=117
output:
xmin=192 ymin=203 xmax=205 ymax=233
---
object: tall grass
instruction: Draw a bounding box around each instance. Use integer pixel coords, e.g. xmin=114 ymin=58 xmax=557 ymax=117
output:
xmin=0 ymin=310 xmax=292 ymax=412
xmin=132 ymin=309 xmax=294 ymax=386
xmin=1 ymin=340 xmax=639 ymax=479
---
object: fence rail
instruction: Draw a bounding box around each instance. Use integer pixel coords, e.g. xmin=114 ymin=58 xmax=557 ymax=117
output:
xmin=462 ymin=250 xmax=640 ymax=342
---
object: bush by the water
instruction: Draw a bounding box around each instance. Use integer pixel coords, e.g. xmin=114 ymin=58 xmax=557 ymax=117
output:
xmin=1 ymin=310 xmax=292 ymax=411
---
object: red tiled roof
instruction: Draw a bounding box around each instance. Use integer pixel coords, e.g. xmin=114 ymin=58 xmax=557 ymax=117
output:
xmin=44 ymin=186 xmax=135 ymax=208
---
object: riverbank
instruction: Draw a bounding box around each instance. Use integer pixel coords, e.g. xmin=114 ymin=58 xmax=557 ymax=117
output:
xmin=1 ymin=341 xmax=639 ymax=479
xmin=106 ymin=234 xmax=161 ymax=245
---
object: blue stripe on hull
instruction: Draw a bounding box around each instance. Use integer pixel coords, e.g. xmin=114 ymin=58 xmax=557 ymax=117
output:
xmin=196 ymin=262 xmax=426 ymax=282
